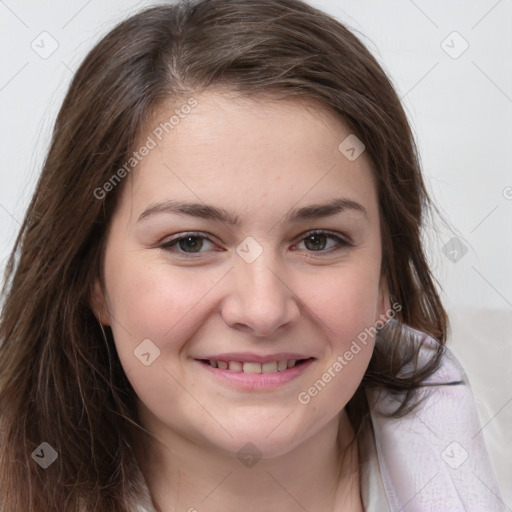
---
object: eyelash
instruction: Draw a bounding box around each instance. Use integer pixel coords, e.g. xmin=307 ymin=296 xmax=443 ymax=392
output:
xmin=159 ymin=230 xmax=353 ymax=256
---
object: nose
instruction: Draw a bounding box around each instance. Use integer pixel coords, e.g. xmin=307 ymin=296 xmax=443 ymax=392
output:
xmin=220 ymin=254 xmax=301 ymax=337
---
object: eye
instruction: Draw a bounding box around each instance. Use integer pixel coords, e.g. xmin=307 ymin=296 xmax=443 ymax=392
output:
xmin=293 ymin=230 xmax=352 ymax=253
xmin=160 ymin=229 xmax=352 ymax=257
xmin=160 ymin=233 xmax=216 ymax=254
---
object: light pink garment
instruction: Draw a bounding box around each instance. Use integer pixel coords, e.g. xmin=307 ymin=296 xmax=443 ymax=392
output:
xmin=365 ymin=325 xmax=505 ymax=511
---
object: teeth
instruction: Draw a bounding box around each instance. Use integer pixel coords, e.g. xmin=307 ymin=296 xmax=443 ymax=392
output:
xmin=207 ymin=359 xmax=302 ymax=373
xmin=228 ymin=361 xmax=243 ymax=371
xmin=243 ymin=362 xmax=262 ymax=373
xmin=277 ymin=360 xmax=288 ymax=371
xmin=262 ymin=361 xmax=278 ymax=374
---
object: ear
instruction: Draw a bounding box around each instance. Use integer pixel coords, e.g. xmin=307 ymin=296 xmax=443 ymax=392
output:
xmin=375 ymin=274 xmax=391 ymax=326
xmin=90 ymin=278 xmax=111 ymax=326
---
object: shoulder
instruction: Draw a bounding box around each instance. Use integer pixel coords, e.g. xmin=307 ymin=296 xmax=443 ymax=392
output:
xmin=364 ymin=323 xmax=505 ymax=511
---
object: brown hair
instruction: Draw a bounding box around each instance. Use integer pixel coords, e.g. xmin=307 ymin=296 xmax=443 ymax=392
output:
xmin=0 ymin=0 xmax=448 ymax=510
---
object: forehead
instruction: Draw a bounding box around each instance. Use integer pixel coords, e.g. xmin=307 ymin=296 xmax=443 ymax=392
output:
xmin=121 ymin=90 xmax=378 ymax=223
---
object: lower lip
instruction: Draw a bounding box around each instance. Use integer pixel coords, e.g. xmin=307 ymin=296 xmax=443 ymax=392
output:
xmin=195 ymin=359 xmax=314 ymax=390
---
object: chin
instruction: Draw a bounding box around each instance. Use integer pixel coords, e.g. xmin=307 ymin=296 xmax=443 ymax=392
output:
xmin=198 ymin=413 xmax=314 ymax=460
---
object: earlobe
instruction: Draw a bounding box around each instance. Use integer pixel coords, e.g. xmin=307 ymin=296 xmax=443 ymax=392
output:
xmin=90 ymin=278 xmax=111 ymax=326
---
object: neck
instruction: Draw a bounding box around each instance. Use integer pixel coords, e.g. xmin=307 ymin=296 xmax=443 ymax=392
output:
xmin=134 ymin=408 xmax=362 ymax=512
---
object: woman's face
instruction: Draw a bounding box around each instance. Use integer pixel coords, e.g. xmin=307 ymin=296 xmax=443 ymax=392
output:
xmin=93 ymin=90 xmax=389 ymax=458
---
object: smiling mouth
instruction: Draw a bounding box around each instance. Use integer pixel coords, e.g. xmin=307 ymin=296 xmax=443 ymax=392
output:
xmin=199 ymin=358 xmax=313 ymax=374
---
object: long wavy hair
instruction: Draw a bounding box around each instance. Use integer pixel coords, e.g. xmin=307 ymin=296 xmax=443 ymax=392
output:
xmin=0 ymin=0 xmax=448 ymax=510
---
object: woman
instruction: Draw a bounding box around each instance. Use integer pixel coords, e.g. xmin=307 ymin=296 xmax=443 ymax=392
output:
xmin=0 ymin=0 xmax=503 ymax=510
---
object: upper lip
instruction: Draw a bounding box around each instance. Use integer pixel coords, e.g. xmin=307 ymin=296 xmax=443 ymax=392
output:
xmin=195 ymin=352 xmax=314 ymax=364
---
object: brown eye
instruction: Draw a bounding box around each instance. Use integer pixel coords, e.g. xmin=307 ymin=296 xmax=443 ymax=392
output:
xmin=160 ymin=233 xmax=216 ymax=254
xmin=176 ymin=236 xmax=204 ymax=252
xmin=304 ymin=234 xmax=328 ymax=251
xmin=295 ymin=230 xmax=351 ymax=253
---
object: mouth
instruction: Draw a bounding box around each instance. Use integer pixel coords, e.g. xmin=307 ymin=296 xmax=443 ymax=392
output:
xmin=194 ymin=355 xmax=315 ymax=390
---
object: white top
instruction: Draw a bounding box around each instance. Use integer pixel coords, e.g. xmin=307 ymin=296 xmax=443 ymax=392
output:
xmin=133 ymin=325 xmax=505 ymax=511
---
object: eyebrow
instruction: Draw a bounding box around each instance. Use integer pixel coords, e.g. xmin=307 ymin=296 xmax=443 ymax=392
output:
xmin=137 ymin=197 xmax=368 ymax=225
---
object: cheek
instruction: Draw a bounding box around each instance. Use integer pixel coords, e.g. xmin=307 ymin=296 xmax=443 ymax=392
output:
xmin=104 ymin=250 xmax=217 ymax=338
xmin=102 ymin=254 xmax=217 ymax=421
xmin=304 ymin=261 xmax=382 ymax=341
xmin=294 ymin=264 xmax=379 ymax=412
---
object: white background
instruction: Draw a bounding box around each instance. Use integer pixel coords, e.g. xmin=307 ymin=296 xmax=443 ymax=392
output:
xmin=0 ymin=0 xmax=510 ymax=505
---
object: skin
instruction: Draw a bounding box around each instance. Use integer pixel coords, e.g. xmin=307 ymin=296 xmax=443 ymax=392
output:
xmin=93 ymin=89 xmax=390 ymax=511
